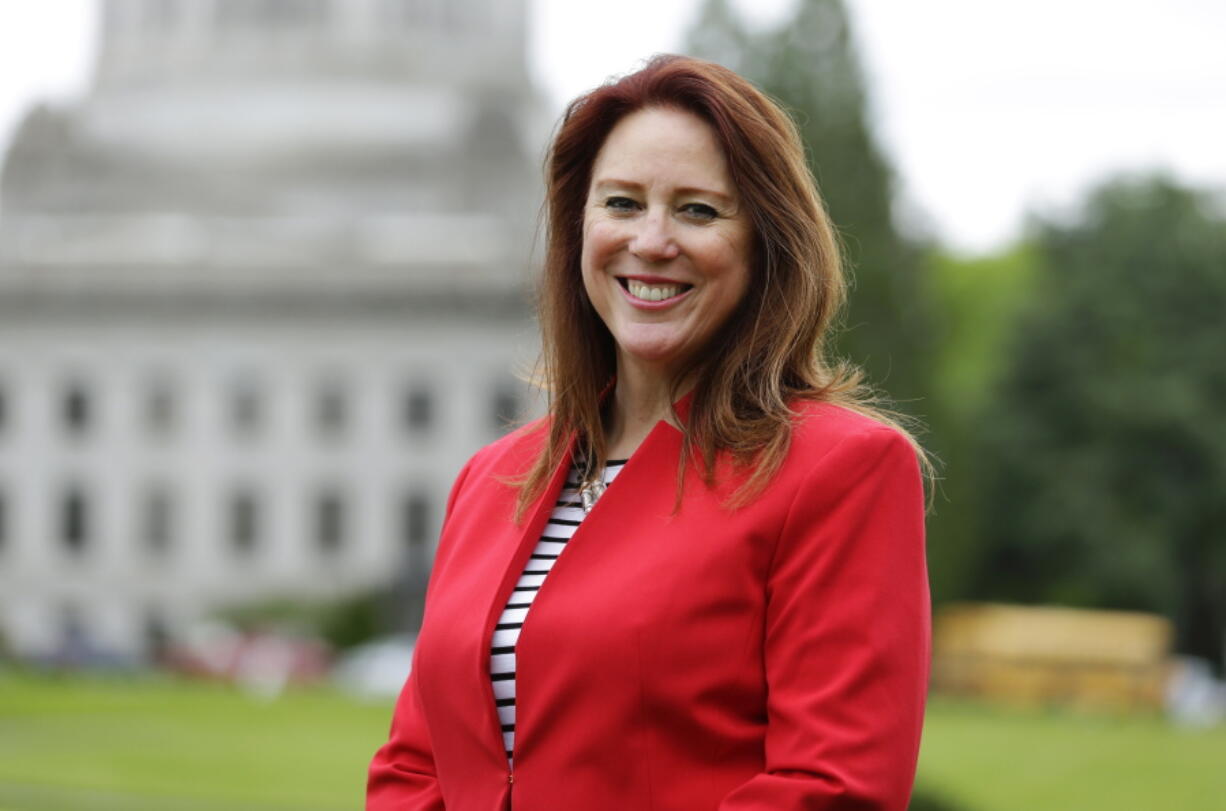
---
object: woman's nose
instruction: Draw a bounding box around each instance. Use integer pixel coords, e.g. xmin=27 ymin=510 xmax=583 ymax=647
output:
xmin=629 ymin=210 xmax=680 ymax=262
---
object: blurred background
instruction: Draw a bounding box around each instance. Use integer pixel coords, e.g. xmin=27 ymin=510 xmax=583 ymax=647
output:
xmin=0 ymin=1 xmax=1223 ymax=809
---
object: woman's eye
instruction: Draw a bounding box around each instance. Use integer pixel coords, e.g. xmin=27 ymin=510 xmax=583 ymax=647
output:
xmin=682 ymin=203 xmax=718 ymax=220
xmin=604 ymin=196 xmax=639 ymax=213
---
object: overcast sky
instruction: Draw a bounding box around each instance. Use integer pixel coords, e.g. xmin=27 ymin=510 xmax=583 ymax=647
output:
xmin=1 ymin=0 xmax=1223 ymax=254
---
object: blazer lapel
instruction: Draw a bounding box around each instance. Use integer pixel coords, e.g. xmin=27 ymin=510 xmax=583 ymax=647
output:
xmin=475 ymin=434 xmax=577 ymax=757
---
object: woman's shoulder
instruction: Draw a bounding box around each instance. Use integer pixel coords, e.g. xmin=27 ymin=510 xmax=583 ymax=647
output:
xmin=755 ymin=399 xmax=925 ymax=515
xmin=438 ymin=417 xmax=551 ymax=516
xmin=784 ymin=399 xmax=918 ymax=472
xmin=462 ymin=416 xmax=553 ymax=479
xmin=790 ymin=398 xmax=905 ymax=442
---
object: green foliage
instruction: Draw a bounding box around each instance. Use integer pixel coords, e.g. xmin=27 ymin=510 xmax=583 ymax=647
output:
xmin=973 ymin=175 xmax=1226 ymax=667
xmin=217 ymin=589 xmax=389 ymax=652
xmin=922 ymin=243 xmax=1041 ymax=602
xmin=686 ymin=0 xmax=933 ymax=406
xmin=927 ymin=244 xmax=1041 ymax=420
xmin=684 ymin=0 xmax=752 ymax=76
xmin=685 ymin=4 xmax=1226 ymax=671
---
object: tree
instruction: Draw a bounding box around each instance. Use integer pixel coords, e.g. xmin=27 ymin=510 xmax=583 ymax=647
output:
xmin=686 ymin=0 xmax=932 ymax=407
xmin=922 ymin=244 xmax=1040 ymax=602
xmin=684 ymin=0 xmax=753 ymax=77
xmin=973 ymin=175 xmax=1226 ymax=670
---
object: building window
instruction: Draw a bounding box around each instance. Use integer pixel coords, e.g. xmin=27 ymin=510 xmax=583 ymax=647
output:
xmin=315 ymin=489 xmax=345 ymax=555
xmin=315 ymin=380 xmax=347 ymax=438
xmin=61 ymin=486 xmax=89 ymax=556
xmin=229 ymin=490 xmax=260 ymax=556
xmin=145 ymin=377 xmax=177 ymax=436
xmin=144 ymin=486 xmax=174 ymax=558
xmin=62 ymin=380 xmax=92 ymax=436
xmin=403 ymin=383 xmax=434 ymax=434
xmin=401 ymin=491 xmax=431 ymax=551
xmin=229 ymin=378 xmax=263 ymax=437
xmin=145 ymin=608 xmax=172 ymax=661
xmin=59 ymin=602 xmax=91 ymax=658
xmin=490 ymin=382 xmax=520 ymax=433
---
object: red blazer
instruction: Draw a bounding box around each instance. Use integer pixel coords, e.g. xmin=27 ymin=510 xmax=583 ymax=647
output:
xmin=368 ymin=400 xmax=930 ymax=810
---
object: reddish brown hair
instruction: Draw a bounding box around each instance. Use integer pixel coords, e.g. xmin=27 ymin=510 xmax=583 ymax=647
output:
xmin=516 ymin=54 xmax=919 ymax=518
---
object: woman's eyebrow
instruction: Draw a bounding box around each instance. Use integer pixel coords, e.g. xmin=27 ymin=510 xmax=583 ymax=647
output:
xmin=590 ymin=178 xmax=644 ymax=194
xmin=675 ymin=185 xmax=734 ymax=205
xmin=591 ymin=178 xmax=734 ymax=204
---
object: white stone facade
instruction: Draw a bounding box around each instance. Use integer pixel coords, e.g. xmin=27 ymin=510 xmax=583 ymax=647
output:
xmin=0 ymin=0 xmax=546 ymax=661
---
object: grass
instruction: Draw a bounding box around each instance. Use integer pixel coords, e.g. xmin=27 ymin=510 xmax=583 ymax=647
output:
xmin=914 ymin=698 xmax=1226 ymax=810
xmin=0 ymin=670 xmax=391 ymax=810
xmin=1 ymin=672 xmax=1224 ymax=810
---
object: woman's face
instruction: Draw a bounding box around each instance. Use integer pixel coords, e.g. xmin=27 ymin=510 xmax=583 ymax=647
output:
xmin=581 ymin=106 xmax=752 ymax=383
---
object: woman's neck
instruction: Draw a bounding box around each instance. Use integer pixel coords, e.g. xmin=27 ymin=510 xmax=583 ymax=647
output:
xmin=603 ymin=360 xmax=688 ymax=460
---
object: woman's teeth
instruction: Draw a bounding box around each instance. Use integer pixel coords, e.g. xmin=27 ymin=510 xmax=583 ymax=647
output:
xmin=627 ymin=280 xmax=684 ymax=301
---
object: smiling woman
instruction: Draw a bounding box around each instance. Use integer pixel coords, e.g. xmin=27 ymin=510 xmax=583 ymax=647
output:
xmin=581 ymin=106 xmax=752 ymax=409
xmin=368 ymin=54 xmax=931 ymax=811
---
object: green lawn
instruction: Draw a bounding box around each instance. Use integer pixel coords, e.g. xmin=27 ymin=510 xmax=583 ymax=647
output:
xmin=914 ymin=698 xmax=1226 ymax=811
xmin=0 ymin=671 xmax=390 ymax=810
xmin=1 ymin=672 xmax=1223 ymax=810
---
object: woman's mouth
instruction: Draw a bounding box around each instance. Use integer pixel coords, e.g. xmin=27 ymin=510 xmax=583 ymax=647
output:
xmin=617 ymin=277 xmax=694 ymax=304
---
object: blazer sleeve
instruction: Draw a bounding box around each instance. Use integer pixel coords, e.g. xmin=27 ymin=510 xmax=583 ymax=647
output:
xmin=366 ymin=650 xmax=446 ymax=811
xmin=366 ymin=458 xmax=474 ymax=811
xmin=719 ymin=427 xmax=931 ymax=810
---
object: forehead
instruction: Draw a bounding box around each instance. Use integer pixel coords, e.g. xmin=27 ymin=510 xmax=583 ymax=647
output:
xmin=590 ymin=106 xmax=732 ymax=190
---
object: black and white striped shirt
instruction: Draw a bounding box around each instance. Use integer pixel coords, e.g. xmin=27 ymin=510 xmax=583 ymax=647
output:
xmin=489 ymin=460 xmax=627 ymax=764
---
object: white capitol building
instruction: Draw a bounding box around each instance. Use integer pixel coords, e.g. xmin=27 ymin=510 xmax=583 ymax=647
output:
xmin=0 ymin=0 xmax=547 ymax=661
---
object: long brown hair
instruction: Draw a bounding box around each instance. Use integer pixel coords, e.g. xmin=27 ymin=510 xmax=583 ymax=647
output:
xmin=516 ymin=54 xmax=923 ymax=519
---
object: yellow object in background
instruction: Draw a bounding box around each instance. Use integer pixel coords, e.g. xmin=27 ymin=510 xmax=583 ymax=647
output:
xmin=932 ymin=602 xmax=1173 ymax=712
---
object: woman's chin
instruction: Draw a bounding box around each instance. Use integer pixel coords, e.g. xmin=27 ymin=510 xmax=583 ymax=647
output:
xmin=615 ymin=338 xmax=697 ymax=377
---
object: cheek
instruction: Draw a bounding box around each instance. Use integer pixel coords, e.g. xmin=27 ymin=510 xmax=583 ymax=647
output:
xmin=580 ymin=259 xmax=601 ymax=307
xmin=582 ymin=219 xmax=621 ymax=266
xmin=579 ymin=235 xmax=607 ymax=306
xmin=580 ymin=222 xmax=622 ymax=294
xmin=717 ymin=230 xmax=753 ymax=299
